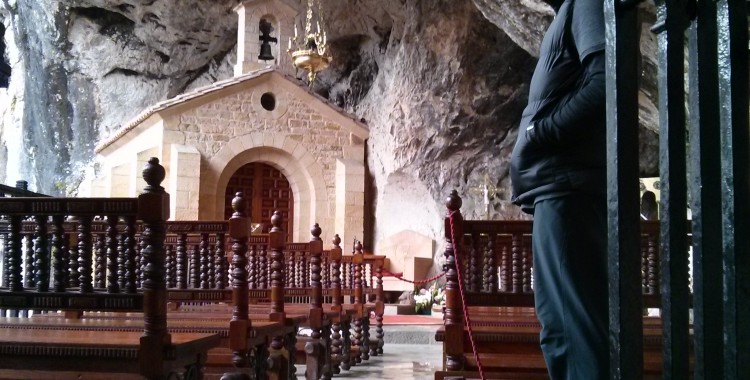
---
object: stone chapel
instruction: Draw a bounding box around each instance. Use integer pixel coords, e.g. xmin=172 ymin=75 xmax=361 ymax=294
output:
xmin=92 ymin=0 xmax=368 ymax=247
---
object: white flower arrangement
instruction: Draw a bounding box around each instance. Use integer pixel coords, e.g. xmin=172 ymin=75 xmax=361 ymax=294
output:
xmin=414 ymin=282 xmax=445 ymax=313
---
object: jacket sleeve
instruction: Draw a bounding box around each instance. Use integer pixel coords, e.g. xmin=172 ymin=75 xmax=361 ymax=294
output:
xmin=525 ymin=51 xmax=606 ymax=148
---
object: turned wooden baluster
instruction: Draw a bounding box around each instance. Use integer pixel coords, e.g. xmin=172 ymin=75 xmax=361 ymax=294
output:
xmin=165 ymin=245 xmax=175 ymax=289
xmin=321 ymin=252 xmax=330 ymax=290
xmin=484 ymin=234 xmax=496 ymax=292
xmin=259 ymin=244 xmax=268 ymax=289
xmin=310 ymin=223 xmax=324 ymax=338
xmin=443 ymin=190 xmax=464 ymax=371
xmin=352 ymin=240 xmax=365 ymax=364
xmin=469 ymin=232 xmax=481 ymax=292
xmin=124 ymin=215 xmax=137 ymax=293
xmin=208 ymin=237 xmax=216 ymax=289
xmin=329 ymin=234 xmax=344 ymax=374
xmin=229 ymin=192 xmax=251 ymax=368
xmin=24 ymin=232 xmax=34 ymax=288
xmin=373 ymin=259 xmax=385 ymax=355
xmin=51 ymin=215 xmax=66 ymax=292
xmin=176 ymin=232 xmax=187 ymax=289
xmin=214 ymin=233 xmax=226 ymax=289
xmin=286 ymin=250 xmax=294 ymax=289
xmin=135 ymin=239 xmax=142 ymax=288
xmin=2 ymin=231 xmax=9 ymax=288
xmin=189 ymin=242 xmax=200 ymax=289
xmin=34 ymin=215 xmax=49 ymax=292
xmin=137 ymin=157 xmax=172 ymax=379
xmin=647 ymin=233 xmax=659 ymax=295
xmin=68 ymin=232 xmax=79 ymax=288
xmin=77 ymin=215 xmax=93 ymax=293
xmin=106 ymin=215 xmax=119 ymax=293
xmin=640 ymin=235 xmax=648 ymax=293
xmin=200 ymin=233 xmax=210 ymax=289
xmin=7 ymin=216 xmax=23 ymax=292
xmin=301 ymin=249 xmax=308 ymax=288
xmin=118 ymin=231 xmax=127 ymax=290
xmin=522 ymin=234 xmax=532 ymax=293
xmin=95 ymin=229 xmax=106 ymax=289
xmin=269 ymin=210 xmax=287 ymax=351
xmin=248 ymin=243 xmax=257 ymax=290
xmin=511 ymin=232 xmax=522 ymax=293
xmin=500 ymin=237 xmax=511 ymax=292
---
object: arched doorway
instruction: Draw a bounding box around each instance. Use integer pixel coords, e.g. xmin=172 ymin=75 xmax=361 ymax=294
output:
xmin=224 ymin=162 xmax=294 ymax=237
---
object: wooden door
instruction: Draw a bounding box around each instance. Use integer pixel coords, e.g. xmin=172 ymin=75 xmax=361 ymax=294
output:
xmin=224 ymin=162 xmax=293 ymax=237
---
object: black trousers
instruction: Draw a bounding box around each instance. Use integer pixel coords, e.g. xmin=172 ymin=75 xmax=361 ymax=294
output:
xmin=532 ymin=194 xmax=609 ymax=380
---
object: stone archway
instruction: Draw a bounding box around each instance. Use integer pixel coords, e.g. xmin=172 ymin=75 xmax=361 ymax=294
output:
xmin=223 ymin=162 xmax=294 ymax=236
xmin=200 ymin=133 xmax=329 ymax=242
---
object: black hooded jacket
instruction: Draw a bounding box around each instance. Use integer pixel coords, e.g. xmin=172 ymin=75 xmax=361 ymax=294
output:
xmin=510 ymin=0 xmax=607 ymax=214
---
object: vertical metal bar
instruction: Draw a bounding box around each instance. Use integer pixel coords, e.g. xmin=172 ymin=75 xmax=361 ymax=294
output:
xmin=605 ymin=1 xmax=643 ymax=378
xmin=687 ymin=0 xmax=723 ymax=377
xmin=717 ymin=0 xmax=750 ymax=378
xmin=653 ymin=0 xmax=690 ymax=378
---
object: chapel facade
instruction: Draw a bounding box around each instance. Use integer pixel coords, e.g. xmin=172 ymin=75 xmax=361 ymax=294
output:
xmin=91 ymin=0 xmax=368 ymax=246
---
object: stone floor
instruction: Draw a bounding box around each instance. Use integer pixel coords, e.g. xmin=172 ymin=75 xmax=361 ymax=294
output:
xmin=295 ymin=343 xmax=443 ymax=380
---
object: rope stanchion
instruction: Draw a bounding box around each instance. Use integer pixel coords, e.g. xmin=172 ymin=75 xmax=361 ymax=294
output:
xmin=449 ymin=210 xmax=485 ymax=380
xmin=381 ymin=269 xmax=445 ymax=285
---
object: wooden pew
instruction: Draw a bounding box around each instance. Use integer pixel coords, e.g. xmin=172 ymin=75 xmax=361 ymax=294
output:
xmin=0 ymin=157 xmax=220 ymax=380
xmin=435 ymin=190 xmax=693 ymax=379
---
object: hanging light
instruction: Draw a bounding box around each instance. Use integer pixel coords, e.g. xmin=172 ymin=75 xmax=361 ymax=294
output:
xmin=288 ymin=0 xmax=331 ymax=87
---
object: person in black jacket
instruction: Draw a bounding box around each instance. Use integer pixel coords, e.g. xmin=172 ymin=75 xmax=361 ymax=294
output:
xmin=510 ymin=0 xmax=608 ymax=379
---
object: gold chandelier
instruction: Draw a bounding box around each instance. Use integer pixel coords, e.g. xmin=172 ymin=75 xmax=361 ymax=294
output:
xmin=287 ymin=0 xmax=331 ymax=87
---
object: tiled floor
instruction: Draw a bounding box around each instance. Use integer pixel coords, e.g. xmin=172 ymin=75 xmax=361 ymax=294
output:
xmin=296 ymin=343 xmax=443 ymax=380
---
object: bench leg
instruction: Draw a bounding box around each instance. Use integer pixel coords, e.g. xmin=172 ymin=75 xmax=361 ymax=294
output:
xmin=254 ymin=343 xmax=270 ymax=380
xmin=304 ymin=339 xmax=326 ymax=380
xmin=267 ymin=348 xmax=289 ymax=380
xmin=330 ymin=321 xmax=342 ymax=374
xmin=321 ymin=325 xmax=333 ymax=380
xmin=340 ymin=320 xmax=352 ymax=371
xmin=352 ymin=317 xmax=362 ymax=365
xmin=284 ymin=330 xmax=297 ymax=380
xmin=374 ymin=310 xmax=384 ymax=355
xmin=361 ymin=317 xmax=370 ymax=361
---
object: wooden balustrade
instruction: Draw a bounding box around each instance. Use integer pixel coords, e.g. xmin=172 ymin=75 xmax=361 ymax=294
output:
xmin=438 ymin=190 xmax=695 ymax=378
xmin=0 ymin=157 xmax=219 ymax=379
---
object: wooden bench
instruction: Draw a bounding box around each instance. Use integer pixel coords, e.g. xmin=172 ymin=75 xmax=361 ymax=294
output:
xmin=436 ymin=190 xmax=693 ymax=379
xmin=0 ymin=157 xmax=220 ymax=380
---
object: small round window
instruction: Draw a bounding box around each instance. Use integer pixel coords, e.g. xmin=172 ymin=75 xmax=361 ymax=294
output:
xmin=260 ymin=92 xmax=276 ymax=111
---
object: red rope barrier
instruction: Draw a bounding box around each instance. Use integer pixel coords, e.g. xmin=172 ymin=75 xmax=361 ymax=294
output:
xmin=381 ymin=268 xmax=446 ymax=285
xmin=449 ymin=210 xmax=485 ymax=380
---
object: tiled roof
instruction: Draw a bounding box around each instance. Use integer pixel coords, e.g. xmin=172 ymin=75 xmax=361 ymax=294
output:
xmin=95 ymin=67 xmax=367 ymax=154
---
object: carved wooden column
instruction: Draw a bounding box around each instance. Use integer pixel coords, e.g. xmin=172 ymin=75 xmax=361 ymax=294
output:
xmin=268 ymin=210 xmax=289 ymax=380
xmin=228 ymin=192 xmax=251 ymax=368
xmin=443 ymin=190 xmax=464 ymax=371
xmin=329 ymin=234 xmax=344 ymax=374
xmin=137 ymin=157 xmax=171 ymax=379
xmin=268 ymin=211 xmax=286 ymax=346
xmin=351 ymin=240 xmax=364 ymax=364
xmin=373 ymin=258 xmax=385 ymax=355
xmin=304 ymin=223 xmax=327 ymax=380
